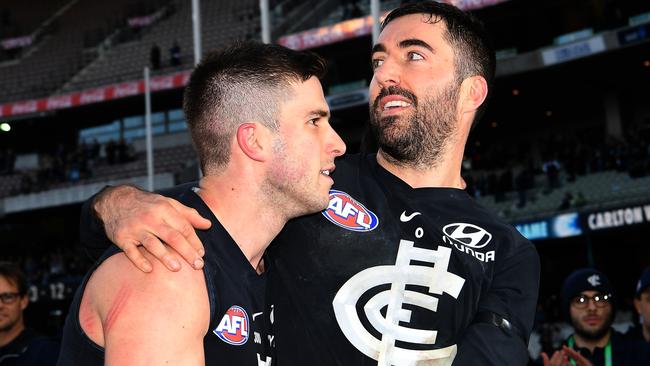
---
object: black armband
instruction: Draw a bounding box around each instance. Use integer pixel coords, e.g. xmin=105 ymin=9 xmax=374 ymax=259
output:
xmin=472 ymin=311 xmax=527 ymax=345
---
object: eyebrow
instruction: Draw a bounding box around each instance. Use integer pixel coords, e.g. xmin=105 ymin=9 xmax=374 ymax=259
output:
xmin=371 ymin=38 xmax=434 ymax=55
xmin=307 ymin=109 xmax=329 ymax=118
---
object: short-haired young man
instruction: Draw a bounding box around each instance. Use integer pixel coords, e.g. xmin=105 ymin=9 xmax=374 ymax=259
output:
xmin=0 ymin=261 xmax=59 ymax=365
xmin=56 ymin=41 xmax=345 ymax=365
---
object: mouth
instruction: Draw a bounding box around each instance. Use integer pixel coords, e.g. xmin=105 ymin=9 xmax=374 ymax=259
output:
xmin=320 ymin=165 xmax=335 ymax=179
xmin=584 ymin=316 xmax=602 ymax=326
xmin=379 ymin=95 xmax=413 ymax=115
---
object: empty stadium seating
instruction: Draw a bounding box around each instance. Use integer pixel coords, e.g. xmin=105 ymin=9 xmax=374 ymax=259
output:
xmin=60 ymin=0 xmax=260 ymax=93
xmin=0 ymin=0 xmax=173 ymax=103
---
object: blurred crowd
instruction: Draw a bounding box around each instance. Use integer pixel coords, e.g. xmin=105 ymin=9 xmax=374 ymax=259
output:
xmin=0 ymin=139 xmax=135 ymax=197
xmin=463 ymin=125 xmax=650 ymax=209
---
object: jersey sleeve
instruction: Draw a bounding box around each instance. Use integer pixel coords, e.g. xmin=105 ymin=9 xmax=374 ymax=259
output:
xmin=453 ymin=233 xmax=540 ymax=365
xmin=79 ymin=183 xmax=198 ymax=260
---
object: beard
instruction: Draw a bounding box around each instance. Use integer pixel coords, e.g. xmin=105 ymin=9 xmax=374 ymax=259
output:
xmin=369 ymin=83 xmax=459 ymax=169
xmin=573 ymin=310 xmax=614 ymax=341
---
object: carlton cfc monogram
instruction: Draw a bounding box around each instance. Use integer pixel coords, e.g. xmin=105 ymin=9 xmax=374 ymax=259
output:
xmin=333 ymin=240 xmax=466 ymax=366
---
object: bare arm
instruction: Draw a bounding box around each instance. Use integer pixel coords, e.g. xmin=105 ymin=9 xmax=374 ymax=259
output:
xmin=83 ymin=250 xmax=210 ymax=365
xmin=85 ymin=184 xmax=211 ymax=272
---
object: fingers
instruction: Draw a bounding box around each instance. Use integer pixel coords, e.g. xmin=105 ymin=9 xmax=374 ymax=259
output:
xmin=157 ymin=222 xmax=204 ymax=270
xmin=541 ymin=350 xmax=570 ymax=366
xmin=121 ymin=240 xmax=154 ymax=273
xmin=141 ymin=233 xmax=181 ymax=271
xmin=562 ymin=346 xmax=593 ymax=366
xmin=93 ymin=185 xmax=207 ymax=271
xmin=541 ymin=352 xmax=550 ymax=366
xmin=168 ymin=200 xmax=210 ymax=257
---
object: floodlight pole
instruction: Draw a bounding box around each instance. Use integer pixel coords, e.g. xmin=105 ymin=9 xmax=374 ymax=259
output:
xmin=260 ymin=0 xmax=271 ymax=43
xmin=192 ymin=0 xmax=202 ymax=65
xmin=371 ymin=0 xmax=380 ymax=45
xmin=192 ymin=0 xmax=203 ymax=178
xmin=144 ymin=66 xmax=154 ymax=191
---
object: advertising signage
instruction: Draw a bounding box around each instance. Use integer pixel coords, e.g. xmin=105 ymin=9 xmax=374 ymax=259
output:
xmin=585 ymin=204 xmax=650 ymax=231
xmin=514 ymin=212 xmax=582 ymax=240
xmin=514 ymin=202 xmax=650 ymax=241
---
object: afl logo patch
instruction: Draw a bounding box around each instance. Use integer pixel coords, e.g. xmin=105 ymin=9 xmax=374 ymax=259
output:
xmin=322 ymin=190 xmax=379 ymax=232
xmin=213 ymin=305 xmax=249 ymax=346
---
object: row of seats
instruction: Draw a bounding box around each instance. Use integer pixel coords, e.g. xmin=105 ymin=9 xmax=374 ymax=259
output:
xmin=61 ymin=0 xmax=259 ymax=93
xmin=0 ymin=0 xmax=68 ymax=38
xmin=0 ymin=0 xmax=177 ymax=102
xmin=0 ymin=144 xmax=197 ymax=199
xmin=476 ymin=170 xmax=650 ymax=221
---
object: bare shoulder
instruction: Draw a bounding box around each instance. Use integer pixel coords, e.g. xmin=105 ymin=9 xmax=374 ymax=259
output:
xmin=81 ymin=248 xmax=209 ymax=351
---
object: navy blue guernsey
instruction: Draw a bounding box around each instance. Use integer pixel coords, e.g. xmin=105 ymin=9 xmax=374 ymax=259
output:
xmin=267 ymin=154 xmax=540 ymax=365
xmin=59 ymin=188 xmax=274 ymax=365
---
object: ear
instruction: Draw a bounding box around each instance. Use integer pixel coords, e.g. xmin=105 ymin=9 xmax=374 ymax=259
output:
xmin=20 ymin=294 xmax=29 ymax=311
xmin=459 ymin=76 xmax=488 ymax=115
xmin=634 ymin=298 xmax=642 ymax=314
xmin=236 ymin=123 xmax=269 ymax=162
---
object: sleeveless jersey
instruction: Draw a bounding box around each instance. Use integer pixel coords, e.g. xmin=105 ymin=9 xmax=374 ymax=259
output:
xmin=58 ymin=188 xmax=274 ymax=365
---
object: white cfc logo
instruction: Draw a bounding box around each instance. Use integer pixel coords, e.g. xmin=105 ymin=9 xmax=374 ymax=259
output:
xmin=333 ymin=240 xmax=465 ymax=366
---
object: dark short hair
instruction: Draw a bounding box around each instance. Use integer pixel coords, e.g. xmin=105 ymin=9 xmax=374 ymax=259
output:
xmin=183 ymin=41 xmax=327 ymax=175
xmin=381 ymin=1 xmax=496 ymax=126
xmin=0 ymin=261 xmax=27 ymax=296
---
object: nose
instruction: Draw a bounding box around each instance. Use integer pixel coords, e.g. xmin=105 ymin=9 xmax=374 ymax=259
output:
xmin=586 ymin=299 xmax=598 ymax=311
xmin=326 ymin=125 xmax=346 ymax=158
xmin=373 ymin=58 xmax=400 ymax=89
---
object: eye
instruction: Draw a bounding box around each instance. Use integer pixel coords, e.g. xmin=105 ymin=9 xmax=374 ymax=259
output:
xmin=407 ymin=51 xmax=424 ymax=61
xmin=308 ymin=117 xmax=319 ymax=126
xmin=371 ymin=58 xmax=384 ymax=70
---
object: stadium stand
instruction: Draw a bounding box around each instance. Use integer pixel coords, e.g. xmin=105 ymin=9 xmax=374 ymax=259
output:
xmin=0 ymin=0 xmax=68 ymax=39
xmin=60 ymin=0 xmax=261 ymax=93
xmin=0 ymin=0 xmax=173 ymax=103
xmin=0 ymin=140 xmax=196 ymax=200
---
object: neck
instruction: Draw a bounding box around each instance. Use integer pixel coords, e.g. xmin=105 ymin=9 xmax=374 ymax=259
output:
xmin=376 ymin=148 xmax=464 ymax=189
xmin=643 ymin=323 xmax=650 ymax=342
xmin=574 ymin=329 xmax=611 ymax=353
xmin=0 ymin=321 xmax=24 ymax=347
xmin=197 ymin=175 xmax=287 ymax=273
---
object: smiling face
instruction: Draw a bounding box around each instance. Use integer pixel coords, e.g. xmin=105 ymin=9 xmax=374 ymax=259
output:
xmin=369 ymin=14 xmax=461 ymax=169
xmin=265 ymin=76 xmax=346 ymax=218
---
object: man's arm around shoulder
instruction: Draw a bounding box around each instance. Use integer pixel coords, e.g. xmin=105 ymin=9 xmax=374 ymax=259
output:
xmin=81 ymin=249 xmax=210 ymax=365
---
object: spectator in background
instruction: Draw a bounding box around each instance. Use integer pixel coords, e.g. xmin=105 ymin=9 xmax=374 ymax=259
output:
xmin=558 ymin=192 xmax=573 ymax=211
xmin=624 ymin=267 xmax=650 ymax=365
xmin=150 ymin=43 xmax=161 ymax=70
xmin=170 ymin=40 xmax=181 ymax=66
xmin=105 ymin=140 xmax=116 ymax=165
xmin=543 ymin=159 xmax=561 ymax=193
xmin=0 ymin=262 xmax=59 ymax=365
xmin=515 ymin=165 xmax=534 ymax=208
xmin=631 ymin=267 xmax=650 ymax=343
xmin=541 ymin=268 xmax=625 ymax=366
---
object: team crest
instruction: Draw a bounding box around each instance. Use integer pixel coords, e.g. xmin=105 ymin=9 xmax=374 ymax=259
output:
xmin=322 ymin=190 xmax=379 ymax=232
xmin=213 ymin=305 xmax=249 ymax=345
